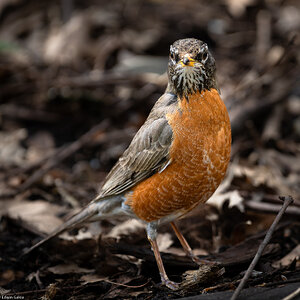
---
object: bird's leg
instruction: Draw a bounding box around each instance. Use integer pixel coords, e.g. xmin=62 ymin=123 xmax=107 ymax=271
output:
xmin=146 ymin=223 xmax=179 ymax=290
xmin=170 ymin=222 xmax=215 ymax=265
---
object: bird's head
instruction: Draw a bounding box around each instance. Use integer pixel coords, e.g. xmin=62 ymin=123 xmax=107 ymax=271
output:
xmin=167 ymin=38 xmax=218 ymax=99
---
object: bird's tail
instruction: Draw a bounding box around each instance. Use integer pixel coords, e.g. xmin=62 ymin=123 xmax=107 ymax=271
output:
xmin=22 ymin=201 xmax=101 ymax=256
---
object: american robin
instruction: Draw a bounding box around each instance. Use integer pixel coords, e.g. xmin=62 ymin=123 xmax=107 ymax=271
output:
xmin=25 ymin=38 xmax=231 ymax=289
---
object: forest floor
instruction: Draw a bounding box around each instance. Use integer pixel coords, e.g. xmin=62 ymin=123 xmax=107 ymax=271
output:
xmin=0 ymin=0 xmax=299 ymax=299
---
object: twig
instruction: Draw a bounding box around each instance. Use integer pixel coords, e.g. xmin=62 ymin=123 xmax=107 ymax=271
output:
xmin=230 ymin=195 xmax=294 ymax=300
xmin=282 ymin=287 xmax=300 ymax=300
xmin=256 ymin=10 xmax=271 ymax=67
xmin=0 ymin=125 xmax=133 ymax=200
xmin=264 ymin=278 xmax=300 ymax=288
xmin=0 ymin=103 xmax=60 ymax=123
xmin=246 ymin=200 xmax=300 ymax=216
xmin=3 ymin=279 xmax=150 ymax=297
xmin=6 ymin=145 xmax=63 ymax=179
xmin=101 ymin=278 xmax=150 ymax=288
xmin=18 ymin=120 xmax=109 ymax=192
xmin=6 ymin=127 xmax=132 ymax=180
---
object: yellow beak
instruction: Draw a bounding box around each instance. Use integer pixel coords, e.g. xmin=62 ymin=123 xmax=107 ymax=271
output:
xmin=179 ymin=56 xmax=195 ymax=67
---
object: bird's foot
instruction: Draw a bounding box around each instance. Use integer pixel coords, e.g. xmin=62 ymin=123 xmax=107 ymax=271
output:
xmin=161 ymin=278 xmax=179 ymax=290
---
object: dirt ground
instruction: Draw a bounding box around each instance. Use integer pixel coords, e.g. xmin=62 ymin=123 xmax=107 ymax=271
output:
xmin=0 ymin=0 xmax=299 ymax=299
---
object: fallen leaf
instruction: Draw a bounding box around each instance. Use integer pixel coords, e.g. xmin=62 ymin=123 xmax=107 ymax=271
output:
xmin=80 ymin=274 xmax=108 ymax=285
xmin=0 ymin=287 xmax=11 ymax=295
xmin=47 ymin=263 xmax=94 ymax=275
xmin=208 ymin=190 xmax=244 ymax=212
xmin=272 ymin=245 xmax=300 ymax=268
xmin=0 ymin=129 xmax=27 ymax=167
xmin=157 ymin=233 xmax=173 ymax=252
xmin=0 ymin=199 xmax=65 ymax=235
xmin=207 ymin=163 xmax=245 ymax=212
xmin=105 ymin=219 xmax=145 ymax=239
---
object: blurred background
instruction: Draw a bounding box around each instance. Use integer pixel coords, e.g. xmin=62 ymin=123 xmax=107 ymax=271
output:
xmin=0 ymin=0 xmax=299 ymax=298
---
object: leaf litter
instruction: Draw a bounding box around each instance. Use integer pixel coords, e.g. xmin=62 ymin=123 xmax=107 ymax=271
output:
xmin=0 ymin=0 xmax=299 ymax=299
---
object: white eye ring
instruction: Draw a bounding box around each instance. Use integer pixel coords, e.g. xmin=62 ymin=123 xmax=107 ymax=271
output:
xmin=202 ymin=52 xmax=208 ymax=62
xmin=196 ymin=51 xmax=208 ymax=62
xmin=170 ymin=50 xmax=179 ymax=62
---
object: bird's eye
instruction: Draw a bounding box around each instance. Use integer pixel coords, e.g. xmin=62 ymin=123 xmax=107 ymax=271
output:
xmin=196 ymin=51 xmax=208 ymax=62
xmin=170 ymin=51 xmax=178 ymax=62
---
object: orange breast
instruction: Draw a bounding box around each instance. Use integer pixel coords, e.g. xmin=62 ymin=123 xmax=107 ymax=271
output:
xmin=126 ymin=89 xmax=231 ymax=222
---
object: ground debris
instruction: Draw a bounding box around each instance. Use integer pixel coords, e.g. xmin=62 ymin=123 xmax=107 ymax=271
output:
xmin=0 ymin=0 xmax=299 ymax=299
xmin=180 ymin=265 xmax=225 ymax=290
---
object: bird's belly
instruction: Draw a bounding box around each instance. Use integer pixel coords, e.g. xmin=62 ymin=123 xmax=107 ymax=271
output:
xmin=126 ymin=89 xmax=231 ymax=222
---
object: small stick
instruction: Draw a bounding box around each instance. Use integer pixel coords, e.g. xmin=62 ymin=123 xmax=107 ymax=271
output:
xmin=282 ymin=287 xmax=300 ymax=300
xmin=230 ymin=195 xmax=294 ymax=300
xmin=245 ymin=200 xmax=300 ymax=216
xmin=18 ymin=120 xmax=109 ymax=192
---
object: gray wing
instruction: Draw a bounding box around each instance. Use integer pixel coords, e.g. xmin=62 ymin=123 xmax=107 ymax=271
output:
xmin=23 ymin=93 xmax=177 ymax=255
xmin=96 ymin=92 xmax=177 ymax=199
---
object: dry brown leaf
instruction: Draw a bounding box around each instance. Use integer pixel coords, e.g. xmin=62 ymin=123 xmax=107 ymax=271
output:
xmin=157 ymin=233 xmax=173 ymax=252
xmin=26 ymin=131 xmax=55 ymax=164
xmin=80 ymin=274 xmax=108 ymax=285
xmin=44 ymin=13 xmax=88 ymax=65
xmin=272 ymin=245 xmax=300 ymax=268
xmin=0 ymin=129 xmax=27 ymax=167
xmin=59 ymin=228 xmax=94 ymax=241
xmin=105 ymin=219 xmax=145 ymax=239
xmin=208 ymin=190 xmax=244 ymax=212
xmin=0 ymin=199 xmax=65 ymax=235
xmin=0 ymin=287 xmax=10 ymax=296
xmin=234 ymin=164 xmax=294 ymax=195
xmin=47 ymin=263 xmax=94 ymax=275
xmin=207 ymin=164 xmax=244 ymax=211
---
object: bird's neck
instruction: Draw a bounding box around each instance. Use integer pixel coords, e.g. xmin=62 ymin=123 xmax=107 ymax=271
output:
xmin=165 ymin=77 xmax=219 ymax=100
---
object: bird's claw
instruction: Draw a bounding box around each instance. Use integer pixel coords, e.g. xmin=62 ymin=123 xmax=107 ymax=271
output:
xmin=162 ymin=278 xmax=179 ymax=290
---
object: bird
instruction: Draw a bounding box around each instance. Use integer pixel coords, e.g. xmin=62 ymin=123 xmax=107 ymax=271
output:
xmin=24 ymin=38 xmax=231 ymax=290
